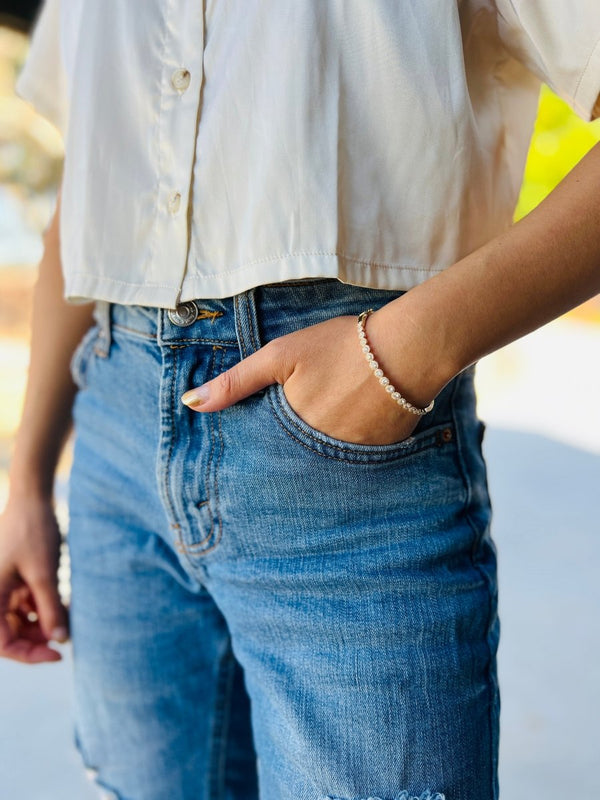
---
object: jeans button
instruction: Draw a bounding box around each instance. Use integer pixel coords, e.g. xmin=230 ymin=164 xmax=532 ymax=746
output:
xmin=167 ymin=301 xmax=199 ymax=327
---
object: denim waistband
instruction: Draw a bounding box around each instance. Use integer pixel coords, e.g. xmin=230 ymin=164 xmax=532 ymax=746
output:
xmin=93 ymin=278 xmax=405 ymax=356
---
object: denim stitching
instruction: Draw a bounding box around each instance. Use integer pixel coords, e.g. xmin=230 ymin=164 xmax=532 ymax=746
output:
xmin=163 ymin=346 xmax=184 ymax=548
xmin=244 ymin=291 xmax=259 ymax=353
xmin=323 ymin=794 xmax=445 ymax=800
xmin=233 ymin=294 xmax=248 ymax=358
xmin=213 ymin=397 xmax=224 ymax=548
xmin=185 ymin=346 xmax=224 ymax=554
xmin=266 ymin=388 xmax=449 ymax=465
xmin=167 ymin=339 xmax=237 ymax=348
xmin=268 ymin=386 xmax=451 ymax=463
xmin=190 ymin=249 xmax=438 ymax=280
xmin=196 ymin=309 xmax=224 ymax=322
xmin=184 ymin=345 xmax=218 ymax=551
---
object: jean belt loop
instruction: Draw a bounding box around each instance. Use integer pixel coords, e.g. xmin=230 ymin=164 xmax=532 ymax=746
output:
xmin=233 ymin=288 xmax=261 ymax=360
xmin=92 ymin=300 xmax=112 ymax=357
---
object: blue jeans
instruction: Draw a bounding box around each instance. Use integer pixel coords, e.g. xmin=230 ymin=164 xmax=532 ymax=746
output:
xmin=68 ymin=278 xmax=499 ymax=800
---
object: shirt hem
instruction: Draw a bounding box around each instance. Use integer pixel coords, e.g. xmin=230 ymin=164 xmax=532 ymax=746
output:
xmin=64 ymin=253 xmax=441 ymax=308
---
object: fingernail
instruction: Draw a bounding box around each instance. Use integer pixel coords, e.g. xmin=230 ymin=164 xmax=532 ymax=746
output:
xmin=181 ymin=386 xmax=210 ymax=407
xmin=51 ymin=626 xmax=69 ymax=643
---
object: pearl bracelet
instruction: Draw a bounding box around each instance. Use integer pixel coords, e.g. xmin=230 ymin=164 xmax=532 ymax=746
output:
xmin=357 ymin=309 xmax=435 ymax=417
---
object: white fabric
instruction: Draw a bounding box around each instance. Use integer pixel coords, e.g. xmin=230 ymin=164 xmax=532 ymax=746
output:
xmin=16 ymin=0 xmax=600 ymax=308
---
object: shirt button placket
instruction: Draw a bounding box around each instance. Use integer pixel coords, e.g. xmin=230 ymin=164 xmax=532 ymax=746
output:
xmin=166 ymin=66 xmax=191 ymax=217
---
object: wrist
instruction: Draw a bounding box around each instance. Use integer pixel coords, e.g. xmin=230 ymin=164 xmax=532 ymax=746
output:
xmin=8 ymin=459 xmax=56 ymax=502
xmin=366 ymin=292 xmax=460 ymax=405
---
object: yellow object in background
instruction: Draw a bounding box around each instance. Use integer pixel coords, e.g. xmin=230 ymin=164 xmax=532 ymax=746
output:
xmin=516 ymin=86 xmax=600 ymax=323
xmin=516 ymin=85 xmax=600 ymax=221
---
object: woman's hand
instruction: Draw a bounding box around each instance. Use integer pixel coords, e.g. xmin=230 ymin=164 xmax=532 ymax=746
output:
xmin=181 ymin=308 xmax=437 ymax=446
xmin=0 ymin=495 xmax=69 ymax=664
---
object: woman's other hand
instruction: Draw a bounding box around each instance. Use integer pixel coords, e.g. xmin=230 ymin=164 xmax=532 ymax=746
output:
xmin=0 ymin=495 xmax=68 ymax=664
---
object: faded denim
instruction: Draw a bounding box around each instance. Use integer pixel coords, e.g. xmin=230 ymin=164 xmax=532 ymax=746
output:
xmin=68 ymin=279 xmax=499 ymax=800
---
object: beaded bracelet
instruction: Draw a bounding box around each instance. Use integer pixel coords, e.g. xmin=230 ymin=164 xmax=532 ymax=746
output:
xmin=357 ymin=309 xmax=435 ymax=417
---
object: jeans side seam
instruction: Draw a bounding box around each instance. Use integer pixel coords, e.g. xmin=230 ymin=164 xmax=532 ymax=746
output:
xmin=450 ymin=373 xmax=498 ymax=800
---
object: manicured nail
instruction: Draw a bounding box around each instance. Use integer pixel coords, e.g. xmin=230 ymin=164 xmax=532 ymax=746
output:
xmin=181 ymin=386 xmax=210 ymax=407
xmin=51 ymin=626 xmax=69 ymax=643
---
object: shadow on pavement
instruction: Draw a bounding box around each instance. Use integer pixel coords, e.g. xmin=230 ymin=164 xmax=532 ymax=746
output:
xmin=484 ymin=427 xmax=600 ymax=798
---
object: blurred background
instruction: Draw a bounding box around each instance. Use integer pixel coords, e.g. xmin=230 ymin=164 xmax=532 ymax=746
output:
xmin=1 ymin=7 xmax=599 ymax=799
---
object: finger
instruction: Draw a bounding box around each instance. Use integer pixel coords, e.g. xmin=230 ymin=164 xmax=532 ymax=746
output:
xmin=1 ymin=636 xmax=62 ymax=664
xmin=181 ymin=340 xmax=289 ymax=412
xmin=0 ymin=608 xmax=62 ymax=664
xmin=29 ymin=576 xmax=69 ymax=644
xmin=0 ymin=610 xmax=13 ymax=653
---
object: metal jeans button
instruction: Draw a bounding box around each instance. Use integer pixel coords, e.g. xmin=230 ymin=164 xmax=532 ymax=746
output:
xmin=167 ymin=301 xmax=199 ymax=327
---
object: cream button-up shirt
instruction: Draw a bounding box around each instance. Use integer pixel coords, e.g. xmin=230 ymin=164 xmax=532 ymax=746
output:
xmin=17 ymin=0 xmax=600 ymax=308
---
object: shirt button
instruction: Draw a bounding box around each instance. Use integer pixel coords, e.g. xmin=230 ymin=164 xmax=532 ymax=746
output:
xmin=168 ymin=191 xmax=182 ymax=215
xmin=171 ymin=68 xmax=191 ymax=93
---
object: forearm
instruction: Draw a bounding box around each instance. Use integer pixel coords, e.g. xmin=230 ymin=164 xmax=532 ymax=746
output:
xmin=374 ymin=140 xmax=600 ymax=404
xmin=8 ymin=194 xmax=94 ymax=499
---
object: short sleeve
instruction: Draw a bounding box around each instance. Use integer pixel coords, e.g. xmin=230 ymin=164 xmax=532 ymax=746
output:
xmin=14 ymin=0 xmax=68 ymax=136
xmin=494 ymin=1 xmax=600 ymax=121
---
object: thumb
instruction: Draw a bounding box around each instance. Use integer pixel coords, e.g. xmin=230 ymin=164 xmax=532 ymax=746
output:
xmin=30 ymin=576 xmax=69 ymax=643
xmin=181 ymin=340 xmax=287 ymax=412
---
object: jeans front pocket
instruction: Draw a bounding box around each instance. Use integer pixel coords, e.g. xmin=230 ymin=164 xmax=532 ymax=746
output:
xmin=267 ymin=382 xmax=456 ymax=465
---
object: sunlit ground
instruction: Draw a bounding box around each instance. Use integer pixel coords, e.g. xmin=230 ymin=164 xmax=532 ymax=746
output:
xmin=1 ymin=24 xmax=599 ymax=800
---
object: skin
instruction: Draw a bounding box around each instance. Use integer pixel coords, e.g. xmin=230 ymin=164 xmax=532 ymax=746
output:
xmin=0 ymin=195 xmax=94 ymax=663
xmin=2 ymin=134 xmax=600 ymax=665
